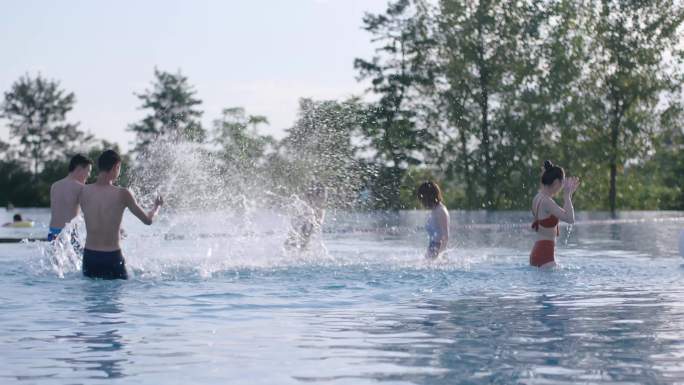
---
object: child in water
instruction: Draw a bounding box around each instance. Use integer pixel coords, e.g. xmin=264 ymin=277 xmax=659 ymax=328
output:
xmin=285 ymin=183 xmax=327 ymax=250
xmin=530 ymin=160 xmax=580 ymax=268
xmin=417 ymin=181 xmax=449 ymax=259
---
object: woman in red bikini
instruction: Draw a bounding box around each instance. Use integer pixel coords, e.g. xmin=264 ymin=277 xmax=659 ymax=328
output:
xmin=530 ymin=160 xmax=580 ymax=268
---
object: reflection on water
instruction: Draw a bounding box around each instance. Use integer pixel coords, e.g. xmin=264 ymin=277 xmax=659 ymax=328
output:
xmin=296 ymin=290 xmax=682 ymax=384
xmin=55 ymin=282 xmax=127 ymax=380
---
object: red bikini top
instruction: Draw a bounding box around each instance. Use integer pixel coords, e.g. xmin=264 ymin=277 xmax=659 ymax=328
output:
xmin=532 ymin=197 xmax=560 ymax=236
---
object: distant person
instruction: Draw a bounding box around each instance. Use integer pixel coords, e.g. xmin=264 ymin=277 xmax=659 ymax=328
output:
xmin=6 ymin=202 xmax=14 ymax=212
xmin=2 ymin=214 xmax=31 ymax=227
xmin=417 ymin=181 xmax=449 ymax=259
xmin=48 ymin=154 xmax=93 ymax=241
xmin=285 ymin=183 xmax=327 ymax=250
xmin=79 ymin=150 xmax=163 ymax=279
xmin=530 ymin=160 xmax=580 ymax=268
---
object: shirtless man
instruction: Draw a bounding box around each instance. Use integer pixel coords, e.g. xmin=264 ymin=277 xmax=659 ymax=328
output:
xmin=48 ymin=154 xmax=93 ymax=241
xmin=79 ymin=150 xmax=163 ymax=279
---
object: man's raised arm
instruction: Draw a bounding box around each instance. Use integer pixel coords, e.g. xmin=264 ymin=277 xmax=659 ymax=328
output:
xmin=122 ymin=189 xmax=163 ymax=225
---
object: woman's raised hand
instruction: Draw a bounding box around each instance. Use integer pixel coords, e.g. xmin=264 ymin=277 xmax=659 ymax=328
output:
xmin=563 ymin=176 xmax=581 ymax=195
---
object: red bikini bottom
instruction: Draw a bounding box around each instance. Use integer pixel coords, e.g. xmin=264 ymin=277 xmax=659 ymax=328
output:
xmin=530 ymin=240 xmax=555 ymax=267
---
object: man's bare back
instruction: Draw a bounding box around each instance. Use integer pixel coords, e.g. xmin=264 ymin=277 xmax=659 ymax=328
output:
xmin=49 ymin=177 xmax=85 ymax=229
xmin=79 ymin=150 xmax=162 ymax=280
xmin=81 ymin=183 xmax=163 ymax=251
xmin=80 ymin=184 xmax=128 ymax=251
xmin=48 ymin=155 xmax=92 ymax=242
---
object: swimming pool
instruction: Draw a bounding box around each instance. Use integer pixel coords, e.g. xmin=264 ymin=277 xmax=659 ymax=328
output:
xmin=1 ymin=209 xmax=684 ymax=384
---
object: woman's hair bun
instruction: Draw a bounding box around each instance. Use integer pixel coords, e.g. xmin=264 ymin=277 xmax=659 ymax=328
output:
xmin=541 ymin=160 xmax=564 ymax=186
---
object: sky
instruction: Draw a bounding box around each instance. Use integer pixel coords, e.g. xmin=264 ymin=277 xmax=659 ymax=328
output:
xmin=0 ymin=0 xmax=389 ymax=151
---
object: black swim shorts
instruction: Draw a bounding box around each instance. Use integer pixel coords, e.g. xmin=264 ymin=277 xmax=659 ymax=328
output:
xmin=82 ymin=248 xmax=128 ymax=280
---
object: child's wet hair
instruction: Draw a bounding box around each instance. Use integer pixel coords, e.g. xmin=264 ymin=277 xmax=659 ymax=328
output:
xmin=417 ymin=181 xmax=443 ymax=208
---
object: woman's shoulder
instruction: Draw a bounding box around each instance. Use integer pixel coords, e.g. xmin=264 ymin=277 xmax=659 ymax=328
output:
xmin=435 ymin=203 xmax=449 ymax=216
xmin=532 ymin=193 xmax=551 ymax=213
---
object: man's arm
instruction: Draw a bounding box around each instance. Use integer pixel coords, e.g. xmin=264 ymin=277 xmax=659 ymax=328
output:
xmin=122 ymin=189 xmax=162 ymax=225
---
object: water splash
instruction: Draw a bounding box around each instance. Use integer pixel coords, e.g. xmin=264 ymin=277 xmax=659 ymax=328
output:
xmin=92 ymin=118 xmax=373 ymax=277
xmin=31 ymin=219 xmax=85 ymax=277
xmin=563 ymin=224 xmax=574 ymax=247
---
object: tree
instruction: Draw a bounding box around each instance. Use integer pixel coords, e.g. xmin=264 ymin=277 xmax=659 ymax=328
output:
xmin=212 ymin=107 xmax=273 ymax=171
xmin=279 ymin=98 xmax=368 ymax=208
xmin=129 ymin=68 xmax=204 ymax=153
xmin=437 ymin=0 xmax=549 ymax=209
xmin=579 ymin=0 xmax=684 ymax=213
xmin=644 ymin=107 xmax=684 ymax=209
xmin=1 ymin=74 xmax=89 ymax=176
xmin=355 ymin=0 xmax=438 ymax=209
xmin=0 ymin=139 xmax=9 ymax=160
xmin=0 ymin=159 xmax=43 ymax=206
xmin=209 ymin=107 xmax=275 ymax=206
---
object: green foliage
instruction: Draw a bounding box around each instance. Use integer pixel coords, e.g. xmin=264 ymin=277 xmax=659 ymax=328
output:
xmin=575 ymin=0 xmax=684 ymax=213
xmin=278 ymin=98 xmax=369 ymax=208
xmin=379 ymin=0 xmax=684 ymax=211
xmin=128 ymin=68 xmax=204 ymax=153
xmin=437 ymin=0 xmax=549 ymax=209
xmin=212 ymin=107 xmax=273 ymax=171
xmin=354 ymin=0 xmax=439 ymax=209
xmin=0 ymin=159 xmax=44 ymax=206
xmin=205 ymin=107 xmax=276 ymax=205
xmin=1 ymin=74 xmax=91 ymax=176
xmin=515 ymin=0 xmax=684 ymax=213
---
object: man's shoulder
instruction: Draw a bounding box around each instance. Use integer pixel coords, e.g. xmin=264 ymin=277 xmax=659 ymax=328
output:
xmin=52 ymin=177 xmax=81 ymax=193
xmin=84 ymin=184 xmax=128 ymax=193
xmin=115 ymin=185 xmax=132 ymax=194
xmin=115 ymin=186 xmax=134 ymax=201
xmin=80 ymin=184 xmax=94 ymax=199
xmin=69 ymin=179 xmax=85 ymax=191
xmin=82 ymin=185 xmax=130 ymax=203
xmin=51 ymin=177 xmax=67 ymax=189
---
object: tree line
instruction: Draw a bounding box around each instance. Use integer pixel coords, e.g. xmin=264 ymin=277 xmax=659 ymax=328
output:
xmin=355 ymin=0 xmax=684 ymax=212
xmin=1 ymin=0 xmax=683 ymax=212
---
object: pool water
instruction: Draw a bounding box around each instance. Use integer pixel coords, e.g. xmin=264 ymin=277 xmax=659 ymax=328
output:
xmin=1 ymin=209 xmax=684 ymax=384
